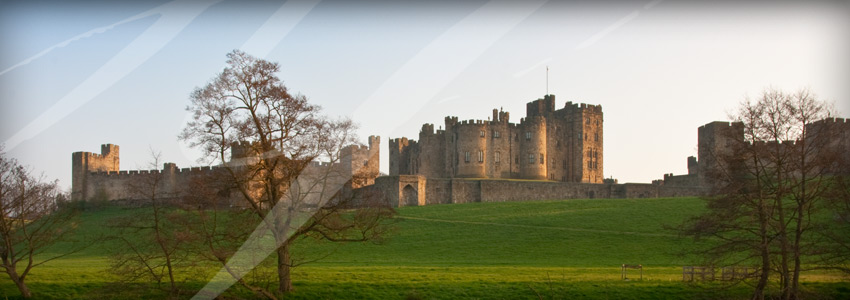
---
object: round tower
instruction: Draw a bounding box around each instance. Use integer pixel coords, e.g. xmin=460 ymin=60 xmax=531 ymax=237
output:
xmin=519 ymin=116 xmax=547 ymax=180
xmin=454 ymin=121 xmax=487 ymax=178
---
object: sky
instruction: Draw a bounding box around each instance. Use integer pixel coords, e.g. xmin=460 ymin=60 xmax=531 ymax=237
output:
xmin=1 ymin=0 xmax=849 ymax=191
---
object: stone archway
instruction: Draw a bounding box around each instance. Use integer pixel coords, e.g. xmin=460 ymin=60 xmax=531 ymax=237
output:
xmin=402 ymin=184 xmax=418 ymax=207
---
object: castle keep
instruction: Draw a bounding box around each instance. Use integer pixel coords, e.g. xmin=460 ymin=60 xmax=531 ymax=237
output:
xmin=390 ymin=94 xmax=604 ymax=183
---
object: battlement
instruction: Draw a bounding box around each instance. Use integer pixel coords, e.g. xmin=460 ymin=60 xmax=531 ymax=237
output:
xmin=458 ymin=119 xmax=488 ymax=126
xmin=367 ymin=135 xmax=380 ymax=147
xmin=72 ymin=143 xmax=119 ymax=160
xmin=420 ymin=123 xmax=435 ymax=135
xmin=562 ymin=101 xmax=603 ymax=113
xmin=698 ymin=121 xmax=744 ymax=131
xmin=342 ymin=144 xmax=371 ymax=152
xmin=526 ymin=94 xmax=556 ymax=117
xmin=88 ymin=164 xmax=223 ymax=178
xmin=810 ymin=117 xmax=849 ymax=125
xmin=390 ymin=137 xmax=412 ymax=147
xmin=231 ymin=140 xmax=260 ymax=159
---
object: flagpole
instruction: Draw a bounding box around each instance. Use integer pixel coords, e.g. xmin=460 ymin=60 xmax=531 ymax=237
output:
xmin=546 ymin=66 xmax=549 ymax=96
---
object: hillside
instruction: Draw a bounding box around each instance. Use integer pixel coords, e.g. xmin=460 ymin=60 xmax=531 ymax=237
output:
xmin=2 ymin=197 xmax=847 ymax=299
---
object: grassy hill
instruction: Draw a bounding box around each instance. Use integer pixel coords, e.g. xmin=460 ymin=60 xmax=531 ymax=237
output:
xmin=1 ymin=197 xmax=847 ymax=299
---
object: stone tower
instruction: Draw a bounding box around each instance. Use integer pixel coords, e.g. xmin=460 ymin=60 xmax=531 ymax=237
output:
xmin=71 ymin=144 xmax=119 ymax=201
xmin=697 ymin=121 xmax=744 ymax=185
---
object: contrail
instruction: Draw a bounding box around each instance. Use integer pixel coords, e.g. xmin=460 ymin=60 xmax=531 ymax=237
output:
xmin=575 ymin=0 xmax=665 ymax=50
xmin=3 ymin=0 xmax=222 ymax=151
xmin=513 ymin=57 xmax=552 ymax=78
xmin=575 ymin=10 xmax=640 ymax=50
xmin=0 ymin=0 xmax=200 ymax=77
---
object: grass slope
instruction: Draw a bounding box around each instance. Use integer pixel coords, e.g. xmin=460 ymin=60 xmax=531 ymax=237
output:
xmin=1 ymin=197 xmax=847 ymax=299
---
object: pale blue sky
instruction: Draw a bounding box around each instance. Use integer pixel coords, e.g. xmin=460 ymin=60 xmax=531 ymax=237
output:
xmin=2 ymin=0 xmax=848 ymax=191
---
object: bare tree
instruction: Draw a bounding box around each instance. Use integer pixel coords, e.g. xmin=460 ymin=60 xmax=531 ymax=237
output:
xmin=680 ymin=88 xmax=842 ymax=300
xmin=180 ymin=50 xmax=393 ymax=297
xmin=108 ymin=150 xmax=194 ymax=297
xmin=0 ymin=147 xmax=83 ymax=298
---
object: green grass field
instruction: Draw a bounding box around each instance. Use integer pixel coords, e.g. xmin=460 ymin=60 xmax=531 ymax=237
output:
xmin=2 ymin=197 xmax=848 ymax=299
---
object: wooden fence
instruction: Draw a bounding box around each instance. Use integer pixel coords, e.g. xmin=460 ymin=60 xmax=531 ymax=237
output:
xmin=621 ymin=264 xmax=642 ymax=280
xmin=683 ymin=266 xmax=755 ymax=281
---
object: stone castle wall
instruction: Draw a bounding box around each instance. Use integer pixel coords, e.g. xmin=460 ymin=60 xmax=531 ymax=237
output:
xmin=372 ymin=176 xmax=708 ymax=207
xmin=662 ymin=118 xmax=850 ymax=188
xmin=72 ymin=136 xmax=380 ymax=203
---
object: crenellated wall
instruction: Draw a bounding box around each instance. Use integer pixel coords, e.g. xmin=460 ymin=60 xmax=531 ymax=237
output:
xmin=72 ymin=137 xmax=380 ymax=204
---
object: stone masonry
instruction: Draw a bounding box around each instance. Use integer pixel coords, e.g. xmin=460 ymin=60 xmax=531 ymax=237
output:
xmin=390 ymin=94 xmax=604 ymax=183
xmin=70 ymin=136 xmax=380 ymax=203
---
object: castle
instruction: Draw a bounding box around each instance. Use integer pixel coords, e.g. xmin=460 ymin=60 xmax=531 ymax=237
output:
xmin=389 ymin=94 xmax=603 ymax=183
xmin=71 ymin=94 xmax=848 ymax=208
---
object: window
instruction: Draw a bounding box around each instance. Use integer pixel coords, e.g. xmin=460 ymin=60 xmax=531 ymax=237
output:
xmin=478 ymin=150 xmax=484 ymax=162
xmin=495 ymin=151 xmax=501 ymax=163
xmin=539 ymin=153 xmax=544 ymax=164
xmin=480 ymin=130 xmax=485 ymax=137
xmin=464 ymin=151 xmax=470 ymax=163
xmin=528 ymin=154 xmax=535 ymax=164
xmin=494 ymin=131 xmax=500 ymax=138
xmin=578 ymin=133 xmax=582 ymax=140
xmin=586 ymin=118 xmax=590 ymax=125
xmin=595 ymin=133 xmax=599 ymax=142
xmin=525 ymin=132 xmax=531 ymax=140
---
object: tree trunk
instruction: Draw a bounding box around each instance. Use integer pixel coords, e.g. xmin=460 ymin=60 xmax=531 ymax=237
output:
xmin=791 ymin=203 xmax=804 ymax=300
xmin=7 ymin=268 xmax=33 ymax=298
xmin=277 ymin=242 xmax=293 ymax=294
xmin=753 ymin=203 xmax=770 ymax=300
xmin=776 ymin=194 xmax=791 ymax=300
